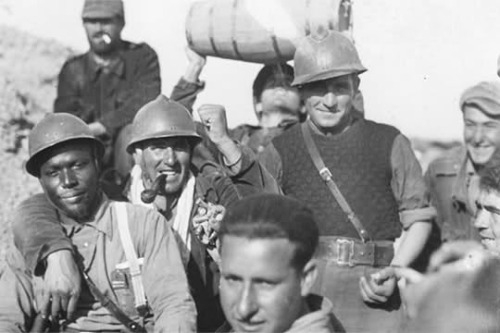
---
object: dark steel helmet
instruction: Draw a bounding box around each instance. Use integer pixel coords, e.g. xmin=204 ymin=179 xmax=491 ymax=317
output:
xmin=127 ymin=95 xmax=202 ymax=153
xmin=292 ymin=30 xmax=367 ymax=86
xmin=25 ymin=113 xmax=104 ymax=177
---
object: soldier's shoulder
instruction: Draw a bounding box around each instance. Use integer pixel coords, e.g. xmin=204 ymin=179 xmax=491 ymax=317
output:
xmin=122 ymin=41 xmax=158 ymax=55
xmin=426 ymin=146 xmax=465 ymax=177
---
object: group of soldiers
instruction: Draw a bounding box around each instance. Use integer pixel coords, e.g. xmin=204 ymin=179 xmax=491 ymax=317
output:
xmin=0 ymin=0 xmax=499 ymax=332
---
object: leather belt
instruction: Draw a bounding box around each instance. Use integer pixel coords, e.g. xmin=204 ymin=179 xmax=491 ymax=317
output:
xmin=315 ymin=236 xmax=394 ymax=267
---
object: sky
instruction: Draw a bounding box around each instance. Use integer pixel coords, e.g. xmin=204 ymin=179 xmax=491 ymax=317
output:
xmin=2 ymin=0 xmax=500 ymax=141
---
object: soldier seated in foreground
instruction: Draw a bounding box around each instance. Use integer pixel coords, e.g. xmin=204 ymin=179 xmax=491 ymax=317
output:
xmin=216 ymin=194 xmax=345 ymax=333
xmin=10 ymin=97 xmax=244 ymax=332
xmin=0 ymin=113 xmax=195 ymax=332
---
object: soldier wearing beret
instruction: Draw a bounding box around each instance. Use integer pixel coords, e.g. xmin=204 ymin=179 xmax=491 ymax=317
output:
xmin=425 ymin=81 xmax=500 ymax=242
xmin=54 ymin=0 xmax=161 ymax=185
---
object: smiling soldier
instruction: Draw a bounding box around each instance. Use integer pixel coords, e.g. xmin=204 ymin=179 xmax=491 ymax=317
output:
xmin=0 ymin=113 xmax=195 ymax=332
xmin=426 ymin=81 xmax=500 ymax=242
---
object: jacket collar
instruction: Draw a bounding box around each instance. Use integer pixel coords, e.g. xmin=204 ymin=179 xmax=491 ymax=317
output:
xmin=58 ymin=193 xmax=114 ymax=239
xmin=87 ymin=50 xmax=125 ymax=81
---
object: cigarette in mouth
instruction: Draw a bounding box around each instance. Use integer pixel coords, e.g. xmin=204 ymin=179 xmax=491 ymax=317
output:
xmin=102 ymin=34 xmax=111 ymax=44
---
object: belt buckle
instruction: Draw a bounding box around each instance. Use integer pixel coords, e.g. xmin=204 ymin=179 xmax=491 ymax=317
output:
xmin=336 ymin=238 xmax=354 ymax=267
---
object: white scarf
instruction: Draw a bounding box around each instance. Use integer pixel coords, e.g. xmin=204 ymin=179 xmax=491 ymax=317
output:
xmin=128 ymin=164 xmax=195 ymax=266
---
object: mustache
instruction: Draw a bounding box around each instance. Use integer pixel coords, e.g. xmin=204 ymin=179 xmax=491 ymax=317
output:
xmin=141 ymin=174 xmax=167 ymax=204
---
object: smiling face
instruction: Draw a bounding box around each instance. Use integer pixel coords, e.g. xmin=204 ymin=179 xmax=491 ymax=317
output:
xmin=463 ymin=105 xmax=500 ymax=167
xmin=83 ymin=16 xmax=124 ymax=55
xmin=136 ymin=137 xmax=192 ymax=197
xmin=219 ymin=236 xmax=313 ymax=333
xmin=474 ymin=189 xmax=500 ymax=254
xmin=39 ymin=142 xmax=101 ymax=221
xmin=300 ymin=75 xmax=358 ymax=135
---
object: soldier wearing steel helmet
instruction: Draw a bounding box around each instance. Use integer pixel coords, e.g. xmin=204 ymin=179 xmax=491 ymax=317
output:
xmin=12 ymin=97 xmax=243 ymax=332
xmin=0 ymin=113 xmax=196 ymax=332
xmin=215 ymin=29 xmax=436 ymax=331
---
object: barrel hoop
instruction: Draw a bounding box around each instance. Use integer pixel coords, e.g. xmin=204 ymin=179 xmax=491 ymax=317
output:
xmin=209 ymin=3 xmax=221 ymax=58
xmin=304 ymin=0 xmax=312 ymax=35
xmin=231 ymin=0 xmax=244 ymax=60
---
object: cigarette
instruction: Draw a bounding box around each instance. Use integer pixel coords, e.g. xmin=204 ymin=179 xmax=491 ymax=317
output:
xmin=102 ymin=34 xmax=111 ymax=44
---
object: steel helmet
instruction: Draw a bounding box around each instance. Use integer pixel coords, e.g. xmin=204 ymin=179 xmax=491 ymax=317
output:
xmin=292 ymin=30 xmax=367 ymax=86
xmin=127 ymin=95 xmax=202 ymax=153
xmin=26 ymin=113 xmax=104 ymax=177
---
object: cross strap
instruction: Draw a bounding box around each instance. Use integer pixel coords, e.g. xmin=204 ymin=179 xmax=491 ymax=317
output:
xmin=301 ymin=122 xmax=371 ymax=242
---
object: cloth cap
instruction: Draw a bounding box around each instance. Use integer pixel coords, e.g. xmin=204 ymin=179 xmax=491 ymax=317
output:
xmin=459 ymin=81 xmax=500 ymax=117
xmin=82 ymin=0 xmax=124 ymax=19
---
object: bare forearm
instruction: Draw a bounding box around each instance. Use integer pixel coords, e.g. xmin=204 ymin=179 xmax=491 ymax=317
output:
xmin=392 ymin=222 xmax=432 ymax=267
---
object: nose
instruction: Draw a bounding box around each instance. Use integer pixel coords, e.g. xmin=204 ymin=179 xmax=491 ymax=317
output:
xmin=162 ymin=147 xmax=177 ymax=166
xmin=472 ymin=127 xmax=485 ymax=144
xmin=236 ymin=284 xmax=258 ymax=321
xmin=323 ymin=91 xmax=337 ymax=108
xmin=474 ymin=209 xmax=489 ymax=229
xmin=60 ymin=169 xmax=78 ymax=188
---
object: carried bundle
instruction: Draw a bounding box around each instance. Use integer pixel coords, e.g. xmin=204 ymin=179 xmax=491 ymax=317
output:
xmin=186 ymin=0 xmax=353 ymax=64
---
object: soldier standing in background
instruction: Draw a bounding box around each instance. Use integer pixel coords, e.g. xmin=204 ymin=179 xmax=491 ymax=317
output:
xmin=425 ymin=81 xmax=500 ymax=242
xmin=54 ymin=0 xmax=161 ymax=187
xmin=210 ymin=29 xmax=435 ymax=332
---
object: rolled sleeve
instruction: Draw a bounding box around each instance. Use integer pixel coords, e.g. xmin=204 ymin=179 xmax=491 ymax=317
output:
xmin=390 ymin=134 xmax=436 ymax=229
xmin=170 ymin=77 xmax=205 ymax=112
xmin=221 ymin=143 xmax=282 ymax=195
xmin=12 ymin=194 xmax=73 ymax=275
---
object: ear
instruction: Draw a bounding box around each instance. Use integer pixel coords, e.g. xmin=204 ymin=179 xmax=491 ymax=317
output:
xmin=254 ymin=101 xmax=263 ymax=118
xmin=300 ymin=259 xmax=318 ymax=297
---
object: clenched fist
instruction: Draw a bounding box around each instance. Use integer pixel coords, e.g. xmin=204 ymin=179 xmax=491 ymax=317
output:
xmin=197 ymin=104 xmax=231 ymax=146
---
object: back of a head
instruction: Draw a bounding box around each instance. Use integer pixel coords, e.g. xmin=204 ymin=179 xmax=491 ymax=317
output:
xmin=252 ymin=63 xmax=295 ymax=100
xmin=219 ymin=194 xmax=319 ymax=269
xmin=292 ymin=29 xmax=367 ymax=86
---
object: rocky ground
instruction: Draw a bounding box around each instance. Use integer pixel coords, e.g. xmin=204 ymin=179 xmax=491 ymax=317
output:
xmin=0 ymin=25 xmax=74 ymax=261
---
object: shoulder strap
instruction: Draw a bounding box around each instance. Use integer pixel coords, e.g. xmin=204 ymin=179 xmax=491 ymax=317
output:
xmin=114 ymin=202 xmax=148 ymax=314
xmin=301 ymin=122 xmax=371 ymax=242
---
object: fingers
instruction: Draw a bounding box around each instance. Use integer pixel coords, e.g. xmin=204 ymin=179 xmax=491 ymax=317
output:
xmin=428 ymin=241 xmax=483 ymax=272
xmin=39 ymin=292 xmax=51 ymax=319
xmin=66 ymin=293 xmax=79 ymax=320
xmin=371 ymin=267 xmax=395 ymax=284
xmin=393 ymin=267 xmax=424 ymax=284
xmin=51 ymin=294 xmax=62 ymax=320
xmin=359 ymin=276 xmax=388 ymax=304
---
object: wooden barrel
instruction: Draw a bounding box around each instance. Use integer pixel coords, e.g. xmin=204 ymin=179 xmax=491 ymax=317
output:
xmin=186 ymin=0 xmax=352 ymax=64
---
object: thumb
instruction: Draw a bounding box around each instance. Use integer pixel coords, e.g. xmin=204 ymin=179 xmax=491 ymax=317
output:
xmin=393 ymin=267 xmax=424 ymax=284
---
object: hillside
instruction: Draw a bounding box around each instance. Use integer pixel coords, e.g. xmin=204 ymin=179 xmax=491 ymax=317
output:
xmin=0 ymin=25 xmax=74 ymax=259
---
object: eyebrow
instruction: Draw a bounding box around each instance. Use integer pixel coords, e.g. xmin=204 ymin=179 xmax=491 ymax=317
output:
xmin=483 ymin=204 xmax=500 ymax=215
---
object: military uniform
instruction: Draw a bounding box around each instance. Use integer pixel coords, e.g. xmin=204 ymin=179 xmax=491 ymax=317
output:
xmin=425 ymin=146 xmax=480 ymax=242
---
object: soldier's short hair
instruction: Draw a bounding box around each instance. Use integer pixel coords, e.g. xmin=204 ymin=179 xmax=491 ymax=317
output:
xmin=219 ymin=194 xmax=319 ymax=270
